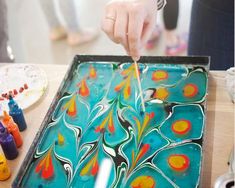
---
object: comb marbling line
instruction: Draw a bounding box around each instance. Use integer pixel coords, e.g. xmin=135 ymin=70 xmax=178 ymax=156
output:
xmin=17 ymin=62 xmax=208 ymax=188
xmin=134 ymin=61 xmax=145 ymax=113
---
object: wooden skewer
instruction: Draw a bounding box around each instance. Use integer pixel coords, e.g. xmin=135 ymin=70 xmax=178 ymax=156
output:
xmin=134 ymin=61 xmax=146 ymax=112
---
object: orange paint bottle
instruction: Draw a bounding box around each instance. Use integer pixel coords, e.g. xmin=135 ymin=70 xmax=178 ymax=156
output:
xmin=2 ymin=111 xmax=23 ymax=148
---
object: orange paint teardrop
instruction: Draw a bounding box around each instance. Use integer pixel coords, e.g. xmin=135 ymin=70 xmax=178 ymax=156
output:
xmin=89 ymin=65 xmax=97 ymax=79
xmin=79 ymin=79 xmax=90 ymax=97
xmin=35 ymin=149 xmax=54 ymax=179
xmin=91 ymin=161 xmax=99 ymax=176
xmin=63 ymin=95 xmax=77 ymax=117
xmin=41 ymin=155 xmax=54 ymax=179
xmin=136 ymin=144 xmax=150 ymax=162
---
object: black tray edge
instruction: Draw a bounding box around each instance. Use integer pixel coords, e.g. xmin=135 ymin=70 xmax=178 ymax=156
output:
xmin=74 ymin=55 xmax=210 ymax=66
xmin=12 ymin=55 xmax=210 ymax=188
xmin=12 ymin=58 xmax=76 ymax=188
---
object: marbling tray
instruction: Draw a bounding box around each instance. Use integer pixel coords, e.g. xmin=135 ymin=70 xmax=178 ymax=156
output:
xmin=13 ymin=55 xmax=209 ymax=188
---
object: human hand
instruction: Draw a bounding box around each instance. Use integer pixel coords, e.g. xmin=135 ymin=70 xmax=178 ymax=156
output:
xmin=102 ymin=0 xmax=157 ymax=61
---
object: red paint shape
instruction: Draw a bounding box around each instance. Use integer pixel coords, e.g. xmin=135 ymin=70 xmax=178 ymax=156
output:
xmin=19 ymin=87 xmax=24 ymax=93
xmin=24 ymin=83 xmax=28 ymax=89
xmin=79 ymin=79 xmax=90 ymax=97
xmin=41 ymin=156 xmax=54 ymax=179
xmin=35 ymin=163 xmax=42 ymax=173
xmin=95 ymin=126 xmax=101 ymax=133
xmin=13 ymin=89 xmax=18 ymax=95
xmin=91 ymin=161 xmax=99 ymax=176
xmin=149 ymin=112 xmax=155 ymax=119
xmin=114 ymin=85 xmax=122 ymax=92
xmin=108 ymin=123 xmax=115 ymax=133
xmin=127 ymin=86 xmax=131 ymax=96
xmin=35 ymin=150 xmax=54 ymax=179
xmin=136 ymin=144 xmax=150 ymax=162
xmin=67 ymin=109 xmax=76 ymax=117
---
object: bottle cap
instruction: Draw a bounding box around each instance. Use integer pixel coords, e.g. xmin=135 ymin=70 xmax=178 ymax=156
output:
xmin=3 ymin=111 xmax=11 ymax=123
xmin=0 ymin=122 xmax=5 ymax=133
xmin=8 ymin=96 xmax=19 ymax=111
xmin=0 ymin=122 xmax=8 ymax=140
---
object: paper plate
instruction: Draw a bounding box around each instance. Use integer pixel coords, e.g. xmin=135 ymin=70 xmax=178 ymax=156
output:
xmin=0 ymin=64 xmax=48 ymax=116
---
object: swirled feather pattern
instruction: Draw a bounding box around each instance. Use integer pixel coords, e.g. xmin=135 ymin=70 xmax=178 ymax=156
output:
xmin=20 ymin=62 xmax=208 ymax=188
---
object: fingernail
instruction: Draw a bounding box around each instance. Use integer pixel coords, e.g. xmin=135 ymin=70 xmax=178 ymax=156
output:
xmin=132 ymin=56 xmax=140 ymax=62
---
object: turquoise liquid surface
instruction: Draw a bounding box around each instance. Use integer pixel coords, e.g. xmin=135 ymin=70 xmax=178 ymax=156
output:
xmin=21 ymin=62 xmax=208 ymax=188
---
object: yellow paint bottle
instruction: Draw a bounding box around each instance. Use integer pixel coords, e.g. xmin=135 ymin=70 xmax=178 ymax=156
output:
xmin=0 ymin=154 xmax=11 ymax=181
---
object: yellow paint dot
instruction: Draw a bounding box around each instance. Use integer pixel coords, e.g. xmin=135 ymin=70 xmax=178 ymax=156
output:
xmin=131 ymin=176 xmax=155 ymax=188
xmin=172 ymin=120 xmax=191 ymax=135
xmin=183 ymin=84 xmax=198 ymax=98
xmin=152 ymin=70 xmax=168 ymax=81
xmin=58 ymin=133 xmax=65 ymax=146
xmin=154 ymin=88 xmax=169 ymax=100
xmin=168 ymin=154 xmax=189 ymax=172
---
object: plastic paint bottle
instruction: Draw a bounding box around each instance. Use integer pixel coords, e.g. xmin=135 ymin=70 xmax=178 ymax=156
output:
xmin=8 ymin=96 xmax=27 ymax=131
xmin=2 ymin=111 xmax=23 ymax=148
xmin=0 ymin=122 xmax=18 ymax=160
xmin=0 ymin=154 xmax=11 ymax=180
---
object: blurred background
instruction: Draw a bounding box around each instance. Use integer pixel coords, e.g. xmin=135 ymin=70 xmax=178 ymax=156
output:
xmin=6 ymin=0 xmax=192 ymax=64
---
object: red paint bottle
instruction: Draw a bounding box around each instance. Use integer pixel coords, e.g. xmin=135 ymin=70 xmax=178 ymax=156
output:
xmin=2 ymin=111 xmax=23 ymax=148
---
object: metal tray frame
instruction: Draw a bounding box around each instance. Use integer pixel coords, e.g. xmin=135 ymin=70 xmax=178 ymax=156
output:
xmin=12 ymin=55 xmax=210 ymax=188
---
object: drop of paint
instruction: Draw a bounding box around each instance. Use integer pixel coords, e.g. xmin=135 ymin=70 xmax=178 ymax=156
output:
xmin=140 ymin=111 xmax=144 ymax=116
xmin=38 ymin=184 xmax=43 ymax=188
xmin=55 ymin=141 xmax=58 ymax=145
xmin=100 ymin=128 xmax=105 ymax=134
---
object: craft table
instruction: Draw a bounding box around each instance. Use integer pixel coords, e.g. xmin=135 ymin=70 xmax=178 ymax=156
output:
xmin=0 ymin=63 xmax=234 ymax=188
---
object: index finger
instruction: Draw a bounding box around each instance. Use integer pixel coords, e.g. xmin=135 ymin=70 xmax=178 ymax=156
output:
xmin=101 ymin=4 xmax=117 ymax=42
xmin=128 ymin=9 xmax=144 ymax=61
